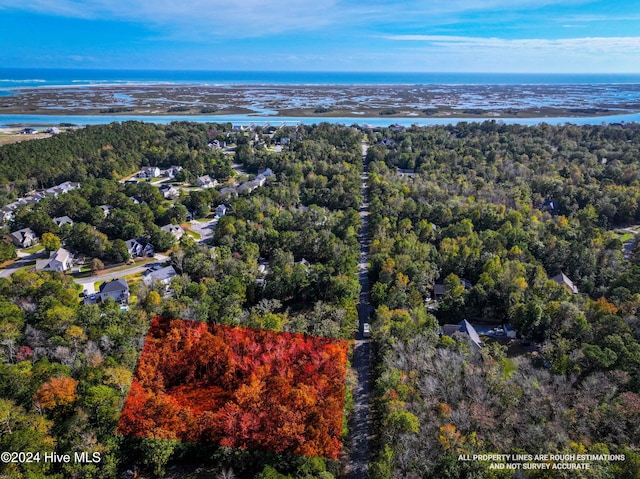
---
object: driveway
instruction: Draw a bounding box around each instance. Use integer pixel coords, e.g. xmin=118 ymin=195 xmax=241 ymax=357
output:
xmin=189 ymin=217 xmax=218 ymax=243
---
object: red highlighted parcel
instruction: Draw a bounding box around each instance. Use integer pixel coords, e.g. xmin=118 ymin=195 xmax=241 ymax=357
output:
xmin=117 ymin=317 xmax=349 ymax=459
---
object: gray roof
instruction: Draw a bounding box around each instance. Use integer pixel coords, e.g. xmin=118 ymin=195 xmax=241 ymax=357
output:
xmin=10 ymin=227 xmax=36 ymax=243
xmin=35 ymin=248 xmax=72 ymax=270
xmin=99 ymin=278 xmax=129 ymax=294
xmin=144 ymin=265 xmax=177 ymax=283
xmin=53 ymin=215 xmax=74 ymax=226
xmin=551 ymin=272 xmax=578 ymax=294
xmin=442 ymin=320 xmax=483 ymax=349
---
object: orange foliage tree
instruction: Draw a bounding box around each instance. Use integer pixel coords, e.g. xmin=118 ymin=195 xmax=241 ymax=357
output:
xmin=118 ymin=317 xmax=348 ymax=459
xmin=34 ymin=376 xmax=78 ymax=410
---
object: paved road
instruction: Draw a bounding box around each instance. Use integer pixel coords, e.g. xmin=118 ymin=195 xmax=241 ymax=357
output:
xmin=73 ymin=254 xmax=168 ymax=293
xmin=189 ymin=217 xmax=218 ymax=243
xmin=348 ymin=140 xmax=373 ymax=479
xmin=0 ymin=249 xmax=46 ymax=279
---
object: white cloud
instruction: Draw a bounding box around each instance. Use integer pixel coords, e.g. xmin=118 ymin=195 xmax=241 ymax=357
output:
xmin=384 ymin=35 xmax=640 ymax=53
xmin=0 ymin=0 xmax=342 ymax=37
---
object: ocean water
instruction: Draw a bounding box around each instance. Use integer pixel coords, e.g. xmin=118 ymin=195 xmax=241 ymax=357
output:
xmin=2 ymin=68 xmax=640 ymax=89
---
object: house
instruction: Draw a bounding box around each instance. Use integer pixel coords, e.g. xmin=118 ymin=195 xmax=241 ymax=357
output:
xmin=10 ymin=228 xmax=38 ymax=248
xmin=53 ymin=216 xmax=74 ymax=228
xmin=143 ymin=265 xmax=178 ymax=286
xmin=255 ymin=174 xmax=268 ymax=186
xmin=258 ymin=167 xmax=274 ymax=177
xmin=126 ymin=238 xmax=154 ymax=258
xmin=45 ymin=127 xmax=60 ymax=134
xmin=19 ymin=127 xmax=37 ymax=135
xmin=397 ymin=168 xmax=416 ymax=179
xmin=297 ymin=258 xmax=311 ymax=269
xmin=130 ymin=195 xmax=146 ymax=205
xmin=551 ymin=272 xmax=579 ymax=294
xmin=219 ymin=187 xmax=238 ymax=197
xmin=85 ymin=279 xmax=129 ymax=305
xmin=196 ymin=175 xmax=218 ymax=188
xmin=433 ymin=278 xmax=472 ymax=299
xmin=441 ymin=320 xmax=483 ymax=349
xmin=1 ymin=206 xmax=14 ymax=223
xmin=543 ymin=199 xmax=557 ymax=212
xmin=164 ymin=166 xmax=183 ymax=178
xmin=215 ymin=204 xmax=230 ymax=218
xmin=256 ymin=258 xmax=270 ymax=287
xmin=138 ymin=166 xmax=161 ymax=178
xmin=159 ymin=184 xmax=180 ymax=199
xmin=56 ymin=181 xmax=80 ymax=193
xmin=98 ymin=279 xmax=129 ymax=304
xmin=161 ymin=224 xmax=184 ymax=240
xmin=208 ymin=140 xmax=227 ymax=149
xmin=99 ymin=205 xmax=113 ymax=217
xmin=35 ymin=248 xmax=73 ymax=272
xmin=237 ymin=182 xmax=257 ymax=194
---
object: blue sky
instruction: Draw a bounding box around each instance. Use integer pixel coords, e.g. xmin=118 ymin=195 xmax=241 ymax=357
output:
xmin=1 ymin=0 xmax=639 ymax=72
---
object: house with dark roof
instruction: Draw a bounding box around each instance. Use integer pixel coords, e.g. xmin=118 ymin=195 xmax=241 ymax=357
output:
xmin=35 ymin=248 xmax=73 ymax=272
xmin=85 ymin=279 xmax=129 ymax=305
xmin=10 ymin=228 xmax=38 ymax=248
xmin=441 ymin=320 xmax=483 ymax=349
xmin=551 ymin=272 xmax=579 ymax=294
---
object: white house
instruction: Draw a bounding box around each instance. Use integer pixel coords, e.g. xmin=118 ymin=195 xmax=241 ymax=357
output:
xmin=35 ymin=248 xmax=73 ymax=272
xmin=161 ymin=224 xmax=184 ymax=240
xmin=126 ymin=238 xmax=154 ymax=258
xmin=139 ymin=166 xmax=161 ymax=178
xmin=196 ymin=175 xmax=217 ymax=188
xmin=159 ymin=184 xmax=180 ymax=199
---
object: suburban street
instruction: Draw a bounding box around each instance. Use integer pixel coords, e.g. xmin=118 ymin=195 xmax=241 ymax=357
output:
xmin=73 ymin=254 xmax=168 ymax=294
xmin=348 ymin=140 xmax=373 ymax=479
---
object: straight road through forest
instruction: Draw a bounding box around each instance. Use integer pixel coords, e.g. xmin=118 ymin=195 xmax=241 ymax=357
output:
xmin=348 ymin=140 xmax=373 ymax=478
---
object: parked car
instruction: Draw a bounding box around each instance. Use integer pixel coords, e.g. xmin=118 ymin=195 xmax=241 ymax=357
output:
xmin=363 ymin=323 xmax=371 ymax=338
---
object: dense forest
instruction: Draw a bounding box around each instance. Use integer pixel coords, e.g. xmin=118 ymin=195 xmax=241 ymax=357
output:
xmin=0 ymin=122 xmax=362 ymax=479
xmin=1 ymin=121 xmax=640 ymax=478
xmin=365 ymin=122 xmax=640 ymax=478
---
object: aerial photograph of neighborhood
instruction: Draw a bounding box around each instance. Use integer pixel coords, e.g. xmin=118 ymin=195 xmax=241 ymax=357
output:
xmin=1 ymin=1 xmax=640 ymax=478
